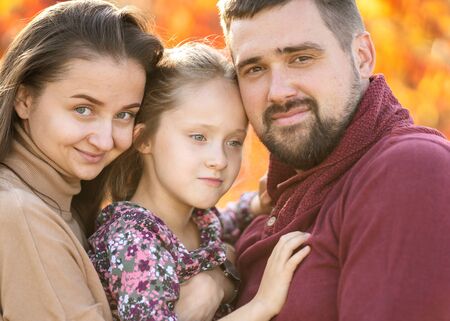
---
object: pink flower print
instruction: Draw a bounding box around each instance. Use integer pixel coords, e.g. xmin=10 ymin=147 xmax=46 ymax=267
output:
xmin=138 ymin=259 xmax=151 ymax=272
xmin=137 ymin=280 xmax=149 ymax=292
xmin=142 ymin=231 xmax=153 ymax=241
xmin=127 ymin=244 xmax=138 ymax=257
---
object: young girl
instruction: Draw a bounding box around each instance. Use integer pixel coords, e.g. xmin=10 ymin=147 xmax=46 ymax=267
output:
xmin=88 ymin=43 xmax=311 ymax=321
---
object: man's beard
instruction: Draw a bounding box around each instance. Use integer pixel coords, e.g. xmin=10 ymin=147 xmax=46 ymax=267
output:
xmin=260 ymin=78 xmax=363 ymax=171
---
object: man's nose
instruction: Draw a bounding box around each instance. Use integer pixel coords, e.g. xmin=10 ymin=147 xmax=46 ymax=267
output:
xmin=267 ymin=68 xmax=297 ymax=105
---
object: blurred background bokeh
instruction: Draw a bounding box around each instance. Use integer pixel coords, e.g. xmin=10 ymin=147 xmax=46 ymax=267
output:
xmin=1 ymin=0 xmax=449 ymax=205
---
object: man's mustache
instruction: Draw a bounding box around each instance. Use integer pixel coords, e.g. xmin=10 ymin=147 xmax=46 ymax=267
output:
xmin=263 ymin=98 xmax=317 ymax=126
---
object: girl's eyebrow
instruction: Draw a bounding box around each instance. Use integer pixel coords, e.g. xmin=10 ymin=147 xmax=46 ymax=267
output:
xmin=233 ymin=128 xmax=248 ymax=135
xmin=183 ymin=122 xmax=247 ymax=133
xmin=70 ymin=94 xmax=141 ymax=109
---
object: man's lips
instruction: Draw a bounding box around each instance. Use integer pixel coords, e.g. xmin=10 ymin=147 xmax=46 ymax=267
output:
xmin=271 ymin=107 xmax=310 ymax=126
xmin=198 ymin=177 xmax=224 ymax=187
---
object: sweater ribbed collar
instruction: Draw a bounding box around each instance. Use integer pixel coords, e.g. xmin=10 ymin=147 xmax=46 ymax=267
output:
xmin=4 ymin=125 xmax=81 ymax=220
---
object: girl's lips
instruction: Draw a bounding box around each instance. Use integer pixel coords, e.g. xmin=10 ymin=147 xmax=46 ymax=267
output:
xmin=198 ymin=177 xmax=224 ymax=187
xmin=272 ymin=107 xmax=311 ymax=126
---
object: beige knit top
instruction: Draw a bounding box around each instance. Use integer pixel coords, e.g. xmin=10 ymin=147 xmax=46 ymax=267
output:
xmin=0 ymin=126 xmax=112 ymax=321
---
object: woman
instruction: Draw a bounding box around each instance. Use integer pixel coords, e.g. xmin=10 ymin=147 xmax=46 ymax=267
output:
xmin=0 ymin=1 xmax=162 ymax=320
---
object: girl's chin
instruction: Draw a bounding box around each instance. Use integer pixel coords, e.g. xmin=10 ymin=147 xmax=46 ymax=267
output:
xmin=193 ymin=199 xmax=221 ymax=210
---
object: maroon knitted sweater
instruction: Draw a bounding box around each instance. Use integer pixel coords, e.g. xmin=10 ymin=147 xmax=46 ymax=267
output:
xmin=235 ymin=75 xmax=450 ymax=321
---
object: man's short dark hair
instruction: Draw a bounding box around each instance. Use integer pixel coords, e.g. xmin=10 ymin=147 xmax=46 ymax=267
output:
xmin=218 ymin=0 xmax=365 ymax=52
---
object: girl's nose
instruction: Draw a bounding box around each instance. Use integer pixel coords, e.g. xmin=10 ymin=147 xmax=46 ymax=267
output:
xmin=205 ymin=146 xmax=228 ymax=170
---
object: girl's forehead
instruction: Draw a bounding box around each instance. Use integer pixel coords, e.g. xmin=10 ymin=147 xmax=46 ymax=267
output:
xmin=175 ymin=78 xmax=238 ymax=101
xmin=161 ymin=79 xmax=246 ymax=131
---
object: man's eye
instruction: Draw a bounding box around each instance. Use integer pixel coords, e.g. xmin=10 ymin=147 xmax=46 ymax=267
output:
xmin=246 ymin=66 xmax=264 ymax=74
xmin=190 ymin=134 xmax=206 ymax=142
xmin=74 ymin=106 xmax=92 ymax=116
xmin=293 ymin=56 xmax=313 ymax=64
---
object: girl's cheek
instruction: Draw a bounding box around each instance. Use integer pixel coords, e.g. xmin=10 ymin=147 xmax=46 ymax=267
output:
xmin=228 ymin=151 xmax=243 ymax=168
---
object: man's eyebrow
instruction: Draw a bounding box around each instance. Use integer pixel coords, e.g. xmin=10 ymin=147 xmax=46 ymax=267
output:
xmin=236 ymin=56 xmax=262 ymax=71
xmin=279 ymin=42 xmax=324 ymax=54
xmin=236 ymin=42 xmax=325 ymax=71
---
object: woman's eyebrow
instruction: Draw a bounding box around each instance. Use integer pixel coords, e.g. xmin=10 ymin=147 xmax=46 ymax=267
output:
xmin=71 ymin=94 xmax=141 ymax=108
xmin=71 ymin=94 xmax=104 ymax=105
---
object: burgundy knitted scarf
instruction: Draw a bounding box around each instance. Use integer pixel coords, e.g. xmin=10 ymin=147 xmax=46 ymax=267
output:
xmin=264 ymin=74 xmax=444 ymax=235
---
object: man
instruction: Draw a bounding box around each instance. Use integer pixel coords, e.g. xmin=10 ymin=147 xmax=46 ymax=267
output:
xmin=217 ymin=0 xmax=450 ymax=320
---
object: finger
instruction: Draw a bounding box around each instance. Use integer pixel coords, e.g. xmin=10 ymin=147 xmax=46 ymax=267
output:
xmin=286 ymin=245 xmax=311 ymax=271
xmin=270 ymin=232 xmax=310 ymax=262
xmin=260 ymin=191 xmax=272 ymax=207
xmin=258 ymin=176 xmax=268 ymax=197
xmin=276 ymin=231 xmax=310 ymax=248
xmin=258 ymin=174 xmax=268 ymax=191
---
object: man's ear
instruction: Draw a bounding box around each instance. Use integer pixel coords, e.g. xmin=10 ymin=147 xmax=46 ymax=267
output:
xmin=14 ymin=85 xmax=34 ymax=119
xmin=133 ymin=123 xmax=152 ymax=154
xmin=353 ymin=31 xmax=376 ymax=79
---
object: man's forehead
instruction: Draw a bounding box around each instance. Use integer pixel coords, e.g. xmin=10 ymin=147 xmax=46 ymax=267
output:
xmin=227 ymin=1 xmax=336 ymax=63
xmin=229 ymin=25 xmax=321 ymax=63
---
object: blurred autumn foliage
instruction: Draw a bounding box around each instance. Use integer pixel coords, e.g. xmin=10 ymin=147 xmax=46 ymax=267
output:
xmin=1 ymin=0 xmax=449 ymax=204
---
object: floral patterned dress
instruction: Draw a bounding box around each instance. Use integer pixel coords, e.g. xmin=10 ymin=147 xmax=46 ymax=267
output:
xmin=88 ymin=193 xmax=255 ymax=321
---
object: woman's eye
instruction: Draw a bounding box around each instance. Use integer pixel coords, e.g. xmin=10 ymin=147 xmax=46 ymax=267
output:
xmin=190 ymin=134 xmax=206 ymax=142
xmin=116 ymin=111 xmax=136 ymax=121
xmin=74 ymin=106 xmax=92 ymax=116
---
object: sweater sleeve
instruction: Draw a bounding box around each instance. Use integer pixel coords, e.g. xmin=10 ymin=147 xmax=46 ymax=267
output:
xmin=338 ymin=137 xmax=450 ymax=321
xmin=217 ymin=192 xmax=257 ymax=244
xmin=0 ymin=188 xmax=111 ymax=321
xmin=104 ymin=217 xmax=180 ymax=321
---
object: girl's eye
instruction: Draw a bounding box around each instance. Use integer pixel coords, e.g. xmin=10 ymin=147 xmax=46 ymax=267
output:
xmin=116 ymin=111 xmax=136 ymax=121
xmin=227 ymin=140 xmax=243 ymax=148
xmin=190 ymin=134 xmax=206 ymax=142
xmin=74 ymin=106 xmax=92 ymax=116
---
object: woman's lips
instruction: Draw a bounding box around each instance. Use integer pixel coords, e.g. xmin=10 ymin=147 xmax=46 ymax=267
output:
xmin=75 ymin=148 xmax=105 ymax=163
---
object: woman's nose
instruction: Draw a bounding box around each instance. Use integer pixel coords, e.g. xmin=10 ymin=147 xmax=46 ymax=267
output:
xmin=87 ymin=120 xmax=114 ymax=151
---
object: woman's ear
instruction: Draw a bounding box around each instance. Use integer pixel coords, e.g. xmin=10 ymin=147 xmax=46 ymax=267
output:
xmin=353 ymin=31 xmax=376 ymax=79
xmin=133 ymin=123 xmax=152 ymax=154
xmin=14 ymin=85 xmax=33 ymax=119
